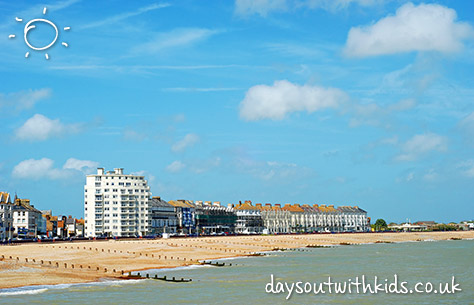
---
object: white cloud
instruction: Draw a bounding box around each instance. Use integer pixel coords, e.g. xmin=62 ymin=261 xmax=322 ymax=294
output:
xmin=349 ymin=98 xmax=416 ymax=127
xmin=15 ymin=114 xmax=82 ymax=141
xmin=171 ymin=133 xmax=200 ymax=152
xmin=344 ymin=2 xmax=474 ymax=57
xmin=12 ymin=158 xmax=56 ymax=180
xmin=380 ymin=135 xmax=398 ymax=145
xmin=130 ymin=28 xmax=219 ymax=54
xmin=459 ymin=112 xmax=474 ymax=142
xmin=239 ymin=80 xmax=348 ymax=121
xmin=122 ymin=129 xmax=147 ymax=142
xmin=423 ymin=168 xmax=438 ymax=182
xmin=12 ymin=158 xmax=98 ymax=180
xmin=63 ymin=158 xmax=99 ymax=175
xmin=0 ymin=88 xmax=51 ymax=112
xmin=235 ymin=0 xmax=287 ymax=16
xmin=131 ymin=170 xmax=156 ymax=184
xmin=162 ymin=87 xmax=240 ymax=92
xmin=234 ymin=157 xmax=313 ymax=181
xmin=395 ymin=133 xmax=448 ymax=161
xmin=303 ymin=0 xmax=384 ymax=11
xmin=166 ymin=160 xmax=186 ymax=173
xmin=80 ymin=3 xmax=170 ymax=30
xmin=457 ymin=160 xmax=474 ymax=178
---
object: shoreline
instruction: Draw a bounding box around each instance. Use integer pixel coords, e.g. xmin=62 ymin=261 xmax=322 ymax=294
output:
xmin=1 ymin=231 xmax=473 ymax=290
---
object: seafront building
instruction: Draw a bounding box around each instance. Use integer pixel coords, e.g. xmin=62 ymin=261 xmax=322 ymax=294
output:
xmin=75 ymin=168 xmax=369 ymax=237
xmin=167 ymin=200 xmax=195 ymax=234
xmin=338 ymin=206 xmax=369 ymax=232
xmin=259 ymin=203 xmax=291 ymax=234
xmin=233 ymin=201 xmax=264 ymax=234
xmin=11 ymin=197 xmax=46 ymax=238
xmin=84 ymin=168 xmax=151 ymax=237
xmin=0 ymin=192 xmax=14 ymax=240
xmin=148 ymin=196 xmax=178 ymax=234
xmin=194 ymin=201 xmax=236 ymax=234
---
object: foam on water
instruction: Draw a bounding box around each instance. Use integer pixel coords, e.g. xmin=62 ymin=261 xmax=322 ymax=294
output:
xmin=0 ymin=279 xmax=146 ymax=297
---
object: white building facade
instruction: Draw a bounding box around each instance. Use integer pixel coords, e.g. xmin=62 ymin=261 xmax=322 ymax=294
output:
xmin=11 ymin=198 xmax=45 ymax=238
xmin=84 ymin=168 xmax=151 ymax=237
xmin=0 ymin=192 xmax=14 ymax=240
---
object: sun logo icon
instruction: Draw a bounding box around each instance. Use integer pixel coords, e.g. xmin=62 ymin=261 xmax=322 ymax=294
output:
xmin=8 ymin=7 xmax=70 ymax=60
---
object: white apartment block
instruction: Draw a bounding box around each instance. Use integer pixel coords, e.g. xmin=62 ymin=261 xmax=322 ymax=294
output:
xmin=84 ymin=168 xmax=151 ymax=237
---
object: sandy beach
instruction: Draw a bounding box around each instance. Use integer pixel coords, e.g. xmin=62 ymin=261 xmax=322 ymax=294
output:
xmin=1 ymin=231 xmax=473 ymax=289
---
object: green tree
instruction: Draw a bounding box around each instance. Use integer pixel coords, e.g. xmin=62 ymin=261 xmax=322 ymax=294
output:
xmin=374 ymin=219 xmax=387 ymax=231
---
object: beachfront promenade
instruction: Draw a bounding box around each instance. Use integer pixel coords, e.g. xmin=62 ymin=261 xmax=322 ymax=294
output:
xmin=1 ymin=231 xmax=473 ymax=289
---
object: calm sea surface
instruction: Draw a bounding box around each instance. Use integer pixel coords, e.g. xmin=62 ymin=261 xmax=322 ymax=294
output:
xmin=1 ymin=240 xmax=472 ymax=305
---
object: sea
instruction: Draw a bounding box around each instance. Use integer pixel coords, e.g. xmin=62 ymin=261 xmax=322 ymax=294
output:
xmin=0 ymin=239 xmax=472 ymax=305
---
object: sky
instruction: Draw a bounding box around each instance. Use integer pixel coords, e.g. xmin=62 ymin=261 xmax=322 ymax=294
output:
xmin=0 ymin=0 xmax=473 ymax=223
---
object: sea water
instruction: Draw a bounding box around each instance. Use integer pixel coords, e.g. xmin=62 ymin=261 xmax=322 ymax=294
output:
xmin=0 ymin=240 xmax=472 ymax=304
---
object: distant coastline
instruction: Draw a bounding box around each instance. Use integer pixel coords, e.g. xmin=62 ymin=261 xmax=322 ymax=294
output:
xmin=0 ymin=231 xmax=473 ymax=290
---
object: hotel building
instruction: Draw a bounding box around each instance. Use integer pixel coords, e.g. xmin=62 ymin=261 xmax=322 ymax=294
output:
xmin=84 ymin=168 xmax=151 ymax=237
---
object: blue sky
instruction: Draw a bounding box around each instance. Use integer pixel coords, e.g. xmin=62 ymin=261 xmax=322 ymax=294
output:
xmin=1 ymin=0 xmax=473 ymax=223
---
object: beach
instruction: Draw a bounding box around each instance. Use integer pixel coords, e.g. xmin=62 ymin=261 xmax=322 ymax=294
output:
xmin=1 ymin=231 xmax=473 ymax=289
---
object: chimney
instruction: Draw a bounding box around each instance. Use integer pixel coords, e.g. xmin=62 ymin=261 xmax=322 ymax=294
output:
xmin=274 ymin=204 xmax=281 ymax=208
xmin=97 ymin=168 xmax=104 ymax=175
xmin=256 ymin=203 xmax=262 ymax=208
xmin=227 ymin=203 xmax=234 ymax=209
xmin=265 ymin=203 xmax=272 ymax=207
xmin=114 ymin=168 xmax=123 ymax=175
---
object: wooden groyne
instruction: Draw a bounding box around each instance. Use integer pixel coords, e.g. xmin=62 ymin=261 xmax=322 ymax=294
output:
xmin=201 ymin=260 xmax=230 ymax=267
xmin=124 ymin=272 xmax=192 ymax=283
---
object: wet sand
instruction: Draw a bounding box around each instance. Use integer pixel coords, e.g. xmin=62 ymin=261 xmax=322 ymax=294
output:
xmin=1 ymin=231 xmax=473 ymax=289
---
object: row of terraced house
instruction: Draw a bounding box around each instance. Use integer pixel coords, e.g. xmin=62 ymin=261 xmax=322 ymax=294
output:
xmin=1 ymin=192 xmax=85 ymax=241
xmin=85 ymin=168 xmax=370 ymax=237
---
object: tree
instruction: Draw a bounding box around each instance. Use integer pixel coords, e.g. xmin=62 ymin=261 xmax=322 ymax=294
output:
xmin=374 ymin=219 xmax=387 ymax=231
